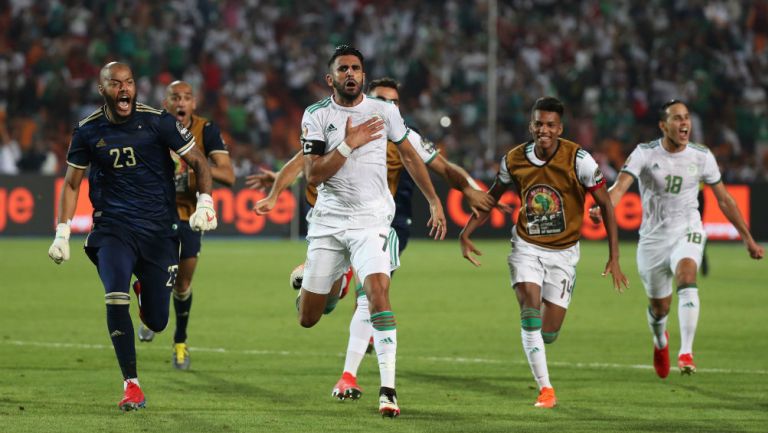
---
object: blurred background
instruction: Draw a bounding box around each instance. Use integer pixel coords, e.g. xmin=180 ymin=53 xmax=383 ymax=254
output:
xmin=0 ymin=0 xmax=766 ymax=239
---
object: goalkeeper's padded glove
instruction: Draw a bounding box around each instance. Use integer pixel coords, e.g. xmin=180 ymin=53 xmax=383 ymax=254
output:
xmin=48 ymin=223 xmax=71 ymax=264
xmin=189 ymin=193 xmax=218 ymax=232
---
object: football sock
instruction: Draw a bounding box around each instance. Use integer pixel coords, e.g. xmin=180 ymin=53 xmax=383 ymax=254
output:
xmin=542 ymin=331 xmax=559 ymax=344
xmin=323 ymin=293 xmax=339 ymax=314
xmin=520 ymin=308 xmax=551 ymax=389
xmin=343 ymin=294 xmax=373 ymax=376
xmin=124 ymin=378 xmax=140 ymax=389
xmin=354 ymin=282 xmax=365 ymax=299
xmin=371 ymin=311 xmax=397 ymax=389
xmin=105 ymin=293 xmax=137 ymax=379
xmin=173 ymin=289 xmax=192 ymax=344
xmin=646 ymin=306 xmax=668 ymax=349
xmin=677 ymin=287 xmax=699 ymax=355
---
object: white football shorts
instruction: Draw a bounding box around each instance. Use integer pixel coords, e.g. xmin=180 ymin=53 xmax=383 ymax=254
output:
xmin=302 ymin=223 xmax=399 ymax=295
xmin=637 ymin=227 xmax=706 ymax=299
xmin=507 ymin=229 xmax=580 ymax=309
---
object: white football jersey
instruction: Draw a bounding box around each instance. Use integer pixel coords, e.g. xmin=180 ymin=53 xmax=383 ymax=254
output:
xmin=301 ymin=94 xmax=409 ymax=228
xmin=407 ymin=129 xmax=439 ymax=164
xmin=621 ymin=139 xmax=721 ymax=239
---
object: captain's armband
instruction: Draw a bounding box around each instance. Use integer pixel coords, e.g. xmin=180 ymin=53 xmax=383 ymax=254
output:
xmin=302 ymin=139 xmax=326 ymax=155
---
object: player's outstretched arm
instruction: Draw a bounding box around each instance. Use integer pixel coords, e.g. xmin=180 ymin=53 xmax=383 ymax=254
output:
xmin=591 ymin=185 xmax=629 ymax=292
xmin=589 ymin=172 xmax=634 ymax=223
xmin=459 ymin=180 xmax=505 ymax=266
xmin=245 ymin=168 xmax=276 ymax=191
xmin=183 ymin=145 xmax=217 ymax=232
xmin=710 ymin=182 xmax=764 ymax=259
xmin=253 ymin=150 xmax=304 ymax=215
xmin=48 ymin=166 xmax=85 ymax=264
xmin=398 ymin=137 xmax=447 ymax=240
xmin=428 ymin=155 xmax=495 ymax=216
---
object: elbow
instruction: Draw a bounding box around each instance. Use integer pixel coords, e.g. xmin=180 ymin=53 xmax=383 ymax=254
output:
xmin=306 ymin=174 xmax=322 ymax=186
xmin=220 ymin=173 xmax=235 ymax=187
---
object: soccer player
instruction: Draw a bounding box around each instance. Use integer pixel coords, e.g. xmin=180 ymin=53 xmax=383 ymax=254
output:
xmin=136 ymin=80 xmax=234 ymax=371
xmin=460 ymin=96 xmax=628 ymax=409
xmin=298 ymin=45 xmax=447 ymax=418
xmin=249 ymin=77 xmax=496 ymax=404
xmin=47 ymin=62 xmax=218 ymax=411
xmin=590 ymin=99 xmax=763 ymax=378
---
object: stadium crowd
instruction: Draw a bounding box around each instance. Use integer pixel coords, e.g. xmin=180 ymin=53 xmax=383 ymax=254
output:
xmin=1 ymin=0 xmax=767 ymax=182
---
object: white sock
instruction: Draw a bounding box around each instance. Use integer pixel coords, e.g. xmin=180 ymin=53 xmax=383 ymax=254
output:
xmin=677 ymin=288 xmax=700 ymax=355
xmin=521 ymin=329 xmax=551 ymax=389
xmin=373 ymin=329 xmax=397 ymax=388
xmin=647 ymin=307 xmax=668 ymax=349
xmin=343 ymin=295 xmax=373 ymax=376
xmin=370 ymin=310 xmax=397 ymax=389
xmin=124 ymin=378 xmax=139 ymax=389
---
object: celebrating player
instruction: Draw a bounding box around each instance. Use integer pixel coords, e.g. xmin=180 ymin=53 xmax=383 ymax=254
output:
xmin=248 ymin=77 xmax=495 ymax=405
xmin=135 ymin=80 xmax=234 ymax=371
xmin=47 ymin=62 xmax=217 ymax=410
xmin=590 ymin=99 xmax=763 ymax=378
xmin=460 ymin=96 xmax=628 ymax=408
xmin=295 ymin=45 xmax=447 ymax=417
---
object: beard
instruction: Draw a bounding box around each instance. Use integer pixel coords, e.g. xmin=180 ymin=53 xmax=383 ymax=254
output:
xmin=103 ymin=94 xmax=136 ymax=123
xmin=332 ymin=78 xmax=363 ymax=103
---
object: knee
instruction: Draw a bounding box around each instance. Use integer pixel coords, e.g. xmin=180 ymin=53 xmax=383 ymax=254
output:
xmin=675 ymin=259 xmax=698 ymax=285
xmin=542 ymin=331 xmax=559 ymax=344
xmin=299 ymin=314 xmax=319 ymax=328
xmin=298 ymin=302 xmax=321 ymax=328
xmin=650 ymin=304 xmax=670 ymax=318
xmin=144 ymin=316 xmax=169 ymax=333
xmin=174 ymin=279 xmax=192 ymax=295
xmin=173 ymin=286 xmax=192 ymax=301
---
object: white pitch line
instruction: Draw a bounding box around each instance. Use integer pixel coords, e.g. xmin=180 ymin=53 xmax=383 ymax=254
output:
xmin=4 ymin=339 xmax=767 ymax=376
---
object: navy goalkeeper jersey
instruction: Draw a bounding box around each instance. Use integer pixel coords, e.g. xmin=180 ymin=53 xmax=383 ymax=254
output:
xmin=66 ymin=103 xmax=196 ymax=238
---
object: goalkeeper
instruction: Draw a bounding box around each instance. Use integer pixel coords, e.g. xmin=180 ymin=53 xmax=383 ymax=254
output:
xmin=47 ymin=62 xmax=218 ymax=411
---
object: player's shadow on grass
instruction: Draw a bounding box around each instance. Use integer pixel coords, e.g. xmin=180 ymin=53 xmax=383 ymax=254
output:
xmin=400 ymin=370 xmax=529 ymax=399
xmin=176 ymin=370 xmax=296 ymax=405
xmin=673 ymin=381 xmax=766 ymax=411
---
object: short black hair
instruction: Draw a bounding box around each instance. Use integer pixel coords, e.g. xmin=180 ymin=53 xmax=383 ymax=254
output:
xmin=368 ymin=77 xmax=399 ymax=93
xmin=328 ymin=44 xmax=364 ymax=68
xmin=531 ymin=96 xmax=564 ymax=117
xmin=659 ymin=99 xmax=686 ymax=121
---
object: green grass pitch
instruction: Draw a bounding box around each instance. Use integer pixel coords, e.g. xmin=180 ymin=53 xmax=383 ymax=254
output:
xmin=0 ymin=238 xmax=766 ymax=432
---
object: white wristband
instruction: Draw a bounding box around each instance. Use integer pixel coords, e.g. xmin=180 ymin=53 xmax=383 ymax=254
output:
xmin=55 ymin=223 xmax=71 ymax=240
xmin=196 ymin=193 xmax=214 ymax=207
xmin=336 ymin=142 xmax=352 ymax=158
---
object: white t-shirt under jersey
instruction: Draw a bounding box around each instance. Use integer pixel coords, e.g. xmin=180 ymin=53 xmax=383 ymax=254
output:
xmin=301 ymin=94 xmax=409 ymax=228
xmin=621 ymin=139 xmax=721 ymax=240
xmin=497 ymin=142 xmax=604 ymax=189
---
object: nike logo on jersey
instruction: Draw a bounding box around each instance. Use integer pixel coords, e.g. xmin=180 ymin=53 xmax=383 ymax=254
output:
xmin=326 ymin=124 xmax=337 ymax=133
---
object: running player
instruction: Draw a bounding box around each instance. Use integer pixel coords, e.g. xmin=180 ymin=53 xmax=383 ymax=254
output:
xmin=460 ymin=96 xmax=628 ymax=408
xmin=590 ymin=99 xmax=763 ymax=378
xmin=48 ymin=62 xmax=218 ymax=410
xmin=135 ymin=80 xmax=234 ymax=372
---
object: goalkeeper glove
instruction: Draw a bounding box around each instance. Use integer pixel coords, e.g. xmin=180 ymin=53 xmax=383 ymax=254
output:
xmin=48 ymin=223 xmax=71 ymax=264
xmin=189 ymin=193 xmax=218 ymax=232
